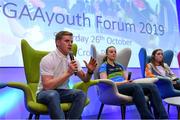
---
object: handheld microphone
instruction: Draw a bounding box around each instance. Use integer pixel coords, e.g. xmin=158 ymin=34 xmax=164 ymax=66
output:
xmin=69 ymin=51 xmax=77 ymax=75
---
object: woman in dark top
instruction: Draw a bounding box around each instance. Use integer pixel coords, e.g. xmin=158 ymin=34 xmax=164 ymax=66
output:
xmin=99 ymin=46 xmax=168 ymax=119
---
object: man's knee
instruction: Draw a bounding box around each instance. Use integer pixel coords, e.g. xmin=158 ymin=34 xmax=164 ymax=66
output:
xmin=37 ymin=90 xmax=60 ymax=104
xmin=46 ymin=90 xmax=60 ymax=99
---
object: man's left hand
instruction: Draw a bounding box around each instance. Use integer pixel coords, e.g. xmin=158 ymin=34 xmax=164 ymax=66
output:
xmin=83 ymin=57 xmax=97 ymax=73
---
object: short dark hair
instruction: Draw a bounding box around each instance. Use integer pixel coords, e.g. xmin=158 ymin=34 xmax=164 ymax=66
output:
xmin=55 ymin=31 xmax=73 ymax=41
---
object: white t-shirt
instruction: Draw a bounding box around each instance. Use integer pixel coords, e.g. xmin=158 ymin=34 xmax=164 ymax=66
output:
xmin=36 ymin=49 xmax=82 ymax=94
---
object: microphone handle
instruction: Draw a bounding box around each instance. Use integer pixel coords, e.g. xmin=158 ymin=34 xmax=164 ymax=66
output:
xmin=74 ymin=70 xmax=77 ymax=75
xmin=69 ymin=52 xmax=77 ymax=75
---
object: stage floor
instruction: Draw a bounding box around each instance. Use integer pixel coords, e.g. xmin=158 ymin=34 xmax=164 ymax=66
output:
xmin=0 ymin=67 xmax=180 ymax=119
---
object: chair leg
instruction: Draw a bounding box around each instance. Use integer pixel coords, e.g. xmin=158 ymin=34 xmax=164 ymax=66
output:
xmin=97 ymin=103 xmax=104 ymax=119
xmin=168 ymin=104 xmax=170 ymax=113
xmin=28 ymin=113 xmax=33 ymax=120
xmin=35 ymin=114 xmax=40 ymax=120
xmin=120 ymin=105 xmax=126 ymax=119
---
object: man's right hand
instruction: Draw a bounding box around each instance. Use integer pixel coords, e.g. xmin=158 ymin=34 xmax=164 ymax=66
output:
xmin=67 ymin=60 xmax=78 ymax=75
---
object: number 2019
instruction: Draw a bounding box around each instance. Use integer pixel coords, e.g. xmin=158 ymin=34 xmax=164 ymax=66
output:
xmin=139 ymin=22 xmax=165 ymax=36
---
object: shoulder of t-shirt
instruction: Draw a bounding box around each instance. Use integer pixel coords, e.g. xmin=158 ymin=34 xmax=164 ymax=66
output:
xmin=100 ymin=62 xmax=107 ymax=67
xmin=40 ymin=51 xmax=56 ymax=64
xmin=115 ymin=62 xmax=125 ymax=70
xmin=98 ymin=62 xmax=107 ymax=73
xmin=99 ymin=62 xmax=107 ymax=71
xmin=147 ymin=63 xmax=153 ymax=67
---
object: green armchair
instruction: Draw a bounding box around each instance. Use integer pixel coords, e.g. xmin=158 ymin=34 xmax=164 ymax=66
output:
xmin=7 ymin=39 xmax=99 ymax=119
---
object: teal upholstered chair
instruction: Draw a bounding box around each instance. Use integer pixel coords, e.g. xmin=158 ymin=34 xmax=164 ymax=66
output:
xmin=7 ymin=39 xmax=99 ymax=119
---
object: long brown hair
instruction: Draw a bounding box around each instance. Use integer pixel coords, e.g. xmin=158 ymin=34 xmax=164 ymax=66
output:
xmin=102 ymin=46 xmax=116 ymax=62
xmin=151 ymin=49 xmax=165 ymax=68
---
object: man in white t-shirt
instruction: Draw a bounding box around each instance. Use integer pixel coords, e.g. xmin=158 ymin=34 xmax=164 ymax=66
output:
xmin=36 ymin=31 xmax=97 ymax=119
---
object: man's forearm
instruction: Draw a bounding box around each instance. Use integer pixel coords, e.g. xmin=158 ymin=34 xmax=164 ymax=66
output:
xmin=84 ymin=71 xmax=93 ymax=82
xmin=42 ymin=71 xmax=71 ymax=90
xmin=78 ymin=70 xmax=93 ymax=82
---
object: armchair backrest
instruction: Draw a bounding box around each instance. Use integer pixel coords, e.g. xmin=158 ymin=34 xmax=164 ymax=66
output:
xmin=21 ymin=39 xmax=77 ymax=96
xmin=90 ymin=45 xmax=133 ymax=105
xmin=90 ymin=44 xmax=131 ymax=79
xmin=138 ymin=48 xmax=174 ymax=78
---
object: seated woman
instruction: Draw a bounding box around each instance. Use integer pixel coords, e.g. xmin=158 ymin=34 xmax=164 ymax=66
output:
xmin=145 ymin=49 xmax=180 ymax=90
xmin=99 ymin=46 xmax=168 ymax=119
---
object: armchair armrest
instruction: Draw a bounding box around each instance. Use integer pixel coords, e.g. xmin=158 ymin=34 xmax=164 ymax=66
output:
xmin=155 ymin=78 xmax=180 ymax=98
xmin=96 ymin=79 xmax=133 ymax=105
xmin=7 ymin=82 xmax=35 ymax=102
xmin=132 ymin=78 xmax=158 ymax=83
xmin=73 ymin=80 xmax=99 ymax=93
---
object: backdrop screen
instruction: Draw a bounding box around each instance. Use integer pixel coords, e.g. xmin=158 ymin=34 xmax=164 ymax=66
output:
xmin=0 ymin=0 xmax=179 ymax=67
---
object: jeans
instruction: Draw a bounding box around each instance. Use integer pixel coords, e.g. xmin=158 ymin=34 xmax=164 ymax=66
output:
xmin=117 ymin=83 xmax=168 ymax=119
xmin=36 ymin=89 xmax=87 ymax=119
